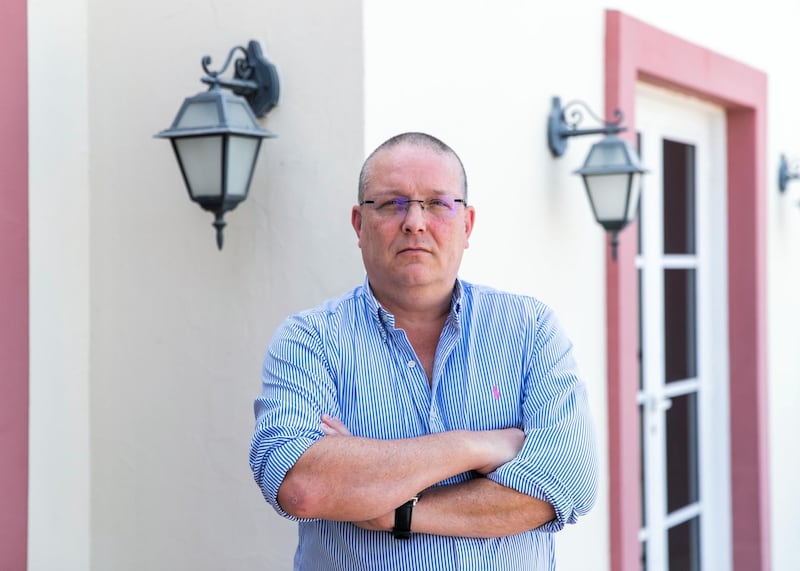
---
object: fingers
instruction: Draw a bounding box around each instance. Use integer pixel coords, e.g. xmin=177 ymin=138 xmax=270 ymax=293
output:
xmin=320 ymin=414 xmax=353 ymax=436
xmin=352 ymin=511 xmax=394 ymax=531
xmin=320 ymin=422 xmax=339 ymax=436
xmin=474 ymin=427 xmax=526 ymax=475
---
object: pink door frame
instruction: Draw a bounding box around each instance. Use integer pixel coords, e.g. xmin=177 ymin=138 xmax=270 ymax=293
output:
xmin=604 ymin=10 xmax=769 ymax=571
xmin=0 ymin=0 xmax=29 ymax=568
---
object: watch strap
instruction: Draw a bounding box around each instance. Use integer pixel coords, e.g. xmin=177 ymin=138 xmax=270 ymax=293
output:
xmin=391 ymin=496 xmax=419 ymax=539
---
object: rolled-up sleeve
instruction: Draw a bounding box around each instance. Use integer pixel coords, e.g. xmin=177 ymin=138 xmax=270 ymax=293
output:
xmin=486 ymin=304 xmax=598 ymax=532
xmin=248 ymin=314 xmax=340 ymax=520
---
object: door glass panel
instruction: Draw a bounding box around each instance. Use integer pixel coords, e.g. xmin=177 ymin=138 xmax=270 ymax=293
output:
xmin=664 ymin=269 xmax=697 ymax=383
xmin=662 ymin=139 xmax=696 ymax=254
xmin=668 ymin=516 xmax=701 ymax=571
xmin=666 ymin=392 xmax=699 ymax=511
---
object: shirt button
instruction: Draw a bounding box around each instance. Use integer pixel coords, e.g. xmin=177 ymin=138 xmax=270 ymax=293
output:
xmin=407 ymin=360 xmax=416 ymax=369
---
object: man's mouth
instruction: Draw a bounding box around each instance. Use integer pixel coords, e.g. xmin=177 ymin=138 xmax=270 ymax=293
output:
xmin=399 ymin=246 xmax=429 ymax=254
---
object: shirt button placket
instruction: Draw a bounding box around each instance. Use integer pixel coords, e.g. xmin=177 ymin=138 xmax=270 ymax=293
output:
xmin=429 ymin=404 xmax=445 ymax=432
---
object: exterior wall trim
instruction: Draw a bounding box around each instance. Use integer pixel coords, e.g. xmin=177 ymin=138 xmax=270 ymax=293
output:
xmin=604 ymin=10 xmax=770 ymax=571
xmin=0 ymin=0 xmax=29 ymax=568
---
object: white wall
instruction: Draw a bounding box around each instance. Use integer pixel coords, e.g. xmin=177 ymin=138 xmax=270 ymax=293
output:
xmin=362 ymin=2 xmax=612 ymax=567
xmin=27 ymin=0 xmax=800 ymax=569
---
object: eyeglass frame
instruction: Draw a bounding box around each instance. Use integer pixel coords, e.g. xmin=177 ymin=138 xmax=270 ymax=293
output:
xmin=358 ymin=195 xmax=468 ymax=219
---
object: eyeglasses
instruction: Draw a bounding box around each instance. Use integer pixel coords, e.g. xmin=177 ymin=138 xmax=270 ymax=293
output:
xmin=359 ymin=196 xmax=467 ymax=220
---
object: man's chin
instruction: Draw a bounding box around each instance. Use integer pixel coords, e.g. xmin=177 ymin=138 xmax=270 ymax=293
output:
xmin=385 ymin=267 xmax=432 ymax=287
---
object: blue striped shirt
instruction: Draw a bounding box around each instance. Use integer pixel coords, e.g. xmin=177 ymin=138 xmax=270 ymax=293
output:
xmin=250 ymin=278 xmax=597 ymax=570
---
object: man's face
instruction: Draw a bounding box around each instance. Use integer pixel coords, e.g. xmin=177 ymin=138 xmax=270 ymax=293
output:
xmin=351 ymin=142 xmax=475 ymax=298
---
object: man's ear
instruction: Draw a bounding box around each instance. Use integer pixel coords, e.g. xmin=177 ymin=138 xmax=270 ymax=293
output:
xmin=463 ymin=205 xmax=475 ymax=248
xmin=351 ymin=205 xmax=363 ymax=241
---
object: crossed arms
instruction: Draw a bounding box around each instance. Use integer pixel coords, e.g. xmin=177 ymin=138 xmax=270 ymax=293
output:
xmin=276 ymin=414 xmax=556 ymax=537
xmin=250 ymin=303 xmax=598 ymax=538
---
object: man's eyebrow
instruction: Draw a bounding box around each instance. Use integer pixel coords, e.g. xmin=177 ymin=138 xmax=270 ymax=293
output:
xmin=368 ymin=189 xmax=452 ymax=198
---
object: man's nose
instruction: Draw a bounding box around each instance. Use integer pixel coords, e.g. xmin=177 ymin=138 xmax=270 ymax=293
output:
xmin=401 ymin=201 xmax=426 ymax=232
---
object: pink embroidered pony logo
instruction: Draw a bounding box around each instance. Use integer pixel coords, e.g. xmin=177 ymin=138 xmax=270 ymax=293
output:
xmin=491 ymin=384 xmax=501 ymax=400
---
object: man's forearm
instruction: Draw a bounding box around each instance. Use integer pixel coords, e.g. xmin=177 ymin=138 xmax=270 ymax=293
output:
xmin=410 ymin=477 xmax=555 ymax=537
xmin=277 ymin=428 xmax=523 ymax=521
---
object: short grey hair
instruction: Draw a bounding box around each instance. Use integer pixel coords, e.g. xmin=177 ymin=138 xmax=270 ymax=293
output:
xmin=357 ymin=132 xmax=468 ymax=204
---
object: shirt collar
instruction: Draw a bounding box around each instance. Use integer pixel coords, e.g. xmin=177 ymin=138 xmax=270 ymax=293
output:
xmin=362 ymin=275 xmax=464 ymax=330
xmin=362 ymin=276 xmax=395 ymax=329
xmin=450 ymin=278 xmax=464 ymax=320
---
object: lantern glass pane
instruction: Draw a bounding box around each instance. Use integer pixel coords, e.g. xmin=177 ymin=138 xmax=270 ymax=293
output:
xmin=585 ymin=173 xmax=631 ymax=222
xmin=175 ymin=136 xmax=223 ymax=197
xmin=586 ymin=141 xmax=628 ymax=168
xmin=626 ymin=173 xmax=643 ymax=222
xmin=226 ymin=136 xmax=260 ymax=198
xmin=176 ymin=101 xmax=220 ymax=128
xmin=226 ymin=100 xmax=258 ymax=129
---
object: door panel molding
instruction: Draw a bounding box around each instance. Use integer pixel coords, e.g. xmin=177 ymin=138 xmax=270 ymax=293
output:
xmin=636 ymin=86 xmax=730 ymax=570
xmin=605 ymin=10 xmax=769 ymax=571
xmin=0 ymin=0 xmax=29 ymax=568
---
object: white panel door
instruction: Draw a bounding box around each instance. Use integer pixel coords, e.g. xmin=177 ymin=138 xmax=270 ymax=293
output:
xmin=635 ymin=83 xmax=731 ymax=571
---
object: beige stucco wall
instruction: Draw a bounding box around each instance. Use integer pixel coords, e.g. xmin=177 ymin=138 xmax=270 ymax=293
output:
xmin=27 ymin=0 xmax=91 ymax=568
xmin=27 ymin=0 xmax=800 ymax=569
xmin=17 ymin=0 xmax=366 ymax=569
xmin=84 ymin=1 xmax=364 ymax=569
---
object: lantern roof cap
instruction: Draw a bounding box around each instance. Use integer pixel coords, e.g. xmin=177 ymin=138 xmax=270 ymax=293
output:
xmin=156 ymin=86 xmax=274 ymax=140
xmin=574 ymin=135 xmax=647 ymax=177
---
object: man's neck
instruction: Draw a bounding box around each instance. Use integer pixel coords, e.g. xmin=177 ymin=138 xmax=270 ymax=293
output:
xmin=370 ymin=281 xmax=455 ymax=383
xmin=370 ymin=282 xmax=454 ymax=328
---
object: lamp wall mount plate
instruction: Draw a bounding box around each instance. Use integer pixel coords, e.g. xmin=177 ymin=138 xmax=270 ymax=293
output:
xmin=548 ymin=96 xmax=625 ymax=157
xmin=778 ymin=153 xmax=800 ymax=194
xmin=200 ymin=40 xmax=280 ymax=118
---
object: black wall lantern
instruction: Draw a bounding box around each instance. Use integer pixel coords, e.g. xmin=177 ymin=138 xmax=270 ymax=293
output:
xmin=156 ymin=40 xmax=279 ymax=250
xmin=548 ymin=96 xmax=647 ymax=259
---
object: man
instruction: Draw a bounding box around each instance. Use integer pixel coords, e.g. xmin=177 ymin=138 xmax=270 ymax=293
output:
xmin=250 ymin=132 xmax=597 ymax=570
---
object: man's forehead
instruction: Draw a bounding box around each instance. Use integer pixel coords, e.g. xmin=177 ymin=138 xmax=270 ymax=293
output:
xmin=361 ymin=138 xmax=467 ymax=201
xmin=371 ymin=143 xmax=458 ymax=170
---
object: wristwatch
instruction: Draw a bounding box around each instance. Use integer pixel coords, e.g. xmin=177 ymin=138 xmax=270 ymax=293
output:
xmin=391 ymin=495 xmax=420 ymax=539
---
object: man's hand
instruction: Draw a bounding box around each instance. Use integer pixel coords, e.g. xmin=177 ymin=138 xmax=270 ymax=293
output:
xmin=320 ymin=414 xmax=352 ymax=436
xmin=352 ymin=511 xmax=395 ymax=532
xmin=471 ymin=428 xmax=525 ymax=475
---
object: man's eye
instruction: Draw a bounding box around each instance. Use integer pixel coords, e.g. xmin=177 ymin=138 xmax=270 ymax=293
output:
xmin=378 ymin=198 xmax=406 ymax=210
xmin=427 ymin=198 xmax=454 ymax=211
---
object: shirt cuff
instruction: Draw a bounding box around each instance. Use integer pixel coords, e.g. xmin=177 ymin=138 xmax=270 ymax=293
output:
xmin=264 ymin=435 xmax=319 ymax=521
xmin=486 ymin=464 xmax=574 ymax=533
